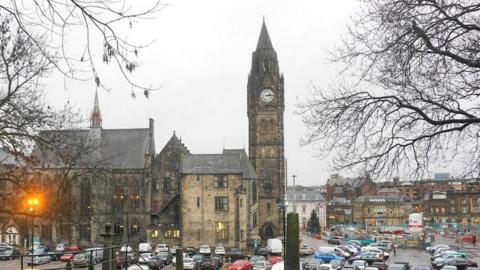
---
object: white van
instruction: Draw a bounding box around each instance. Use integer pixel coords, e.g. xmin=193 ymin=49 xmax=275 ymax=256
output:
xmin=360 ymin=246 xmax=382 ymax=253
xmin=85 ymin=247 xmax=103 ymax=263
xmin=267 ymin=239 xmax=283 ymax=255
xmin=139 ymin=243 xmax=152 ymax=253
xmin=155 ymin=243 xmax=169 ymax=253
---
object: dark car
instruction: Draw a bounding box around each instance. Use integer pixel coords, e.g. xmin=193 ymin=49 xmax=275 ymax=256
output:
xmin=227 ymin=248 xmax=247 ymax=262
xmin=328 ymin=236 xmax=343 ymax=245
xmin=304 ymin=259 xmax=325 ymax=270
xmin=388 ymin=264 xmax=410 ymax=270
xmin=115 ymin=255 xmax=131 ymax=269
xmin=193 ymin=254 xmax=205 ymax=265
xmin=211 ymin=255 xmax=224 ymax=267
xmin=0 ymin=248 xmax=21 ymax=260
xmin=200 ymin=257 xmax=219 ymax=270
xmin=157 ymin=251 xmax=173 ymax=265
xmin=342 ymin=266 xmax=361 ymax=270
xmin=372 ymin=262 xmax=388 ymax=270
xmin=185 ymin=247 xmax=196 ymax=257
xmin=255 ymin=247 xmax=269 ymax=256
xmin=148 ymin=256 xmax=163 ymax=270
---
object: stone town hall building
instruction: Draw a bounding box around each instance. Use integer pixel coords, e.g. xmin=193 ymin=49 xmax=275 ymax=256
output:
xmin=0 ymin=21 xmax=285 ymax=248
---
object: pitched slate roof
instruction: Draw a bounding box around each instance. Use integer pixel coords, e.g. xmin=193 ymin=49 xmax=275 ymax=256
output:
xmin=31 ymin=127 xmax=154 ymax=169
xmin=256 ymin=20 xmax=274 ymax=50
xmin=182 ymin=149 xmax=257 ymax=180
xmin=286 ymin=190 xmax=326 ymax=202
xmin=326 ymin=175 xmax=368 ymax=188
xmin=159 ymin=132 xmax=189 ymax=155
xmin=0 ymin=148 xmax=25 ymax=166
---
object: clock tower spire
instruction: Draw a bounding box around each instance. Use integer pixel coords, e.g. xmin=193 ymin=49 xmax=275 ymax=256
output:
xmin=247 ymin=20 xmax=285 ymax=239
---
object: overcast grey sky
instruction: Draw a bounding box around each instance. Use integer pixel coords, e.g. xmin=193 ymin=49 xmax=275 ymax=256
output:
xmin=43 ymin=0 xmax=361 ymax=186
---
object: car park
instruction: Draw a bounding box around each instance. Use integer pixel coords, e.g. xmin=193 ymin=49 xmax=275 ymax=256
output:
xmin=434 ymin=258 xmax=478 ymax=270
xmin=229 ymin=259 xmax=254 ymax=270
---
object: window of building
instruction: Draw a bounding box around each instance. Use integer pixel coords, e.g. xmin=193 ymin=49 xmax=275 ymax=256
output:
xmin=302 ymin=206 xmax=307 ymax=213
xmin=164 ymin=228 xmax=180 ymax=238
xmin=463 ymin=207 xmax=467 ymax=214
xmin=441 ymin=208 xmax=445 ymax=214
xmin=196 ymin=230 xmax=201 ymax=241
xmin=451 ymin=207 xmax=455 ymax=213
xmin=79 ymin=224 xmax=91 ymax=241
xmin=215 ymin=197 xmax=229 ymax=212
xmin=462 ymin=198 xmax=467 ymax=205
xmin=473 ymin=206 xmax=479 ymax=214
xmin=253 ymin=212 xmax=257 ymax=228
xmin=435 ymin=207 xmax=439 ymax=213
xmin=451 ymin=200 xmax=455 ymax=205
xmin=240 ymin=198 xmax=243 ymax=208
xmin=215 ymin=175 xmax=228 ymax=188
xmin=389 ymin=210 xmax=393 ymax=215
xmin=197 ymin=197 xmax=200 ymax=208
xmin=215 ymin=222 xmax=229 ymax=242
xmin=162 ymin=177 xmax=169 ymax=190
xmin=267 ymin=203 xmax=271 ymax=211
xmin=301 ymin=194 xmax=306 ymax=200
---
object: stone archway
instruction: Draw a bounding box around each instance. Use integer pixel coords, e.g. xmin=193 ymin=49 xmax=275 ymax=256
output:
xmin=260 ymin=223 xmax=276 ymax=240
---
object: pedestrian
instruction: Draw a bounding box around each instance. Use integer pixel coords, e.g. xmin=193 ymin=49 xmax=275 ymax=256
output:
xmin=393 ymin=245 xmax=397 ymax=256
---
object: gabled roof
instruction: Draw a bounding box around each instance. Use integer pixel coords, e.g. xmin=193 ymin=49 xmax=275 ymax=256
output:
xmin=256 ymin=20 xmax=274 ymax=50
xmin=31 ymin=127 xmax=154 ymax=169
xmin=182 ymin=149 xmax=257 ymax=179
xmin=159 ymin=132 xmax=189 ymax=155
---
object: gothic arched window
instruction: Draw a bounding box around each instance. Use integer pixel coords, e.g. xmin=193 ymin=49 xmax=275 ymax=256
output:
xmin=264 ymin=58 xmax=270 ymax=72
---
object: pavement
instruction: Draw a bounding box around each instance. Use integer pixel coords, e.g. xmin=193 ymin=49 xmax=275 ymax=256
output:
xmin=1 ymin=233 xmax=478 ymax=270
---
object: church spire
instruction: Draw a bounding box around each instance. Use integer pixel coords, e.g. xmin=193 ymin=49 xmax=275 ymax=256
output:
xmin=256 ymin=19 xmax=274 ymax=50
xmin=90 ymin=89 xmax=102 ymax=128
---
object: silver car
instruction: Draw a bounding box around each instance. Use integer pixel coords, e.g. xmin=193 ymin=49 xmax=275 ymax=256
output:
xmin=27 ymin=255 xmax=52 ymax=265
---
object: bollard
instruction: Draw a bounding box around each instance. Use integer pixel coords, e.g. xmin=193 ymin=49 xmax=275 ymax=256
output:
xmin=176 ymin=248 xmax=183 ymax=270
xmin=285 ymin=212 xmax=300 ymax=270
xmin=20 ymin=254 xmax=23 ymax=270
xmin=100 ymin=223 xmax=116 ymax=270
xmin=89 ymin=249 xmax=95 ymax=270
xmin=66 ymin=261 xmax=72 ymax=270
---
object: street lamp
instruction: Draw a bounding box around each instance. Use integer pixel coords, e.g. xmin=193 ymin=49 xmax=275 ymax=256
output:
xmin=27 ymin=196 xmax=40 ymax=268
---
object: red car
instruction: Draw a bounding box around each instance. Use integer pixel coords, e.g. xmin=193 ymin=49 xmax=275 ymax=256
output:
xmin=60 ymin=253 xmax=75 ymax=262
xmin=69 ymin=245 xmax=81 ymax=252
xmin=268 ymin=256 xmax=283 ymax=265
xmin=229 ymin=259 xmax=253 ymax=270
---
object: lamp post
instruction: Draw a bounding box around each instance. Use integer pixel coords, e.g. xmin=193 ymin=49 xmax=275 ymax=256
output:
xmin=292 ymin=175 xmax=297 ymax=213
xmin=27 ymin=197 xmax=40 ymax=268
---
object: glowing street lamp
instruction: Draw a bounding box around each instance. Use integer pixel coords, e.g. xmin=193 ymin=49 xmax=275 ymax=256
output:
xmin=26 ymin=196 xmax=40 ymax=269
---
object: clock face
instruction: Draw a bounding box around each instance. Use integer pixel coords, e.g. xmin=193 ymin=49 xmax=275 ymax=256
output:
xmin=260 ymin=89 xmax=275 ymax=103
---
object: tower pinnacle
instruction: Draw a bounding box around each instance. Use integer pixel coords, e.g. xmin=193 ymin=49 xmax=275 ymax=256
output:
xmin=256 ymin=19 xmax=274 ymax=50
xmin=90 ymin=89 xmax=102 ymax=128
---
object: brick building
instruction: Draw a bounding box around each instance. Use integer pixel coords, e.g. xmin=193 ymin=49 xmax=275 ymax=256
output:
xmin=352 ymin=196 xmax=406 ymax=229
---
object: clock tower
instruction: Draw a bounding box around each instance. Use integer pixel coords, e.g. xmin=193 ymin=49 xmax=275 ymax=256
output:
xmin=248 ymin=20 xmax=285 ymax=239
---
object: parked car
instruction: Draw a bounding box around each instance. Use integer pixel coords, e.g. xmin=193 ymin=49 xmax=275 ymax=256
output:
xmin=427 ymin=245 xmax=450 ymax=254
xmin=127 ymin=265 xmax=149 ymax=270
xmin=319 ymin=264 xmax=335 ymax=270
xmin=331 ymin=259 xmax=346 ymax=270
xmin=147 ymin=255 xmax=163 ymax=270
xmin=215 ymin=246 xmax=226 ymax=256
xmin=371 ymin=261 xmax=388 ymax=270
xmin=255 ymin=247 xmax=269 ymax=256
xmin=392 ymin=262 xmax=412 ymax=270
xmin=328 ymin=236 xmax=344 ymax=245
xmin=267 ymin=239 xmax=283 ymax=255
xmin=440 ymin=267 xmax=457 ymax=270
xmin=201 ymin=257 xmax=219 ymax=269
xmin=183 ymin=258 xmax=197 ymax=270
xmin=138 ymin=253 xmax=155 ymax=264
xmin=253 ymin=260 xmax=273 ymax=270
xmin=193 ymin=254 xmax=205 ymax=265
xmin=351 ymin=260 xmax=369 ymax=270
xmin=388 ymin=264 xmax=410 ymax=270
xmin=69 ymin=245 xmax=81 ymax=252
xmin=434 ymin=258 xmax=478 ymax=270
xmin=185 ymin=247 xmax=196 ymax=257
xmin=157 ymin=251 xmax=173 ymax=265
xmin=227 ymin=248 xmax=247 ymax=262
xmin=314 ymin=251 xmax=345 ymax=263
xmin=300 ymin=244 xmax=315 ymax=256
xmin=85 ymin=247 xmax=103 ymax=263
xmin=116 ymin=254 xmax=132 ymax=269
xmin=0 ymin=247 xmax=21 ymax=260
xmin=268 ymin=256 xmax=283 ymax=265
xmin=170 ymin=246 xmax=180 ymax=255
xmin=200 ymin=245 xmax=212 ymax=255
xmin=229 ymin=259 xmax=254 ymax=270
xmin=433 ymin=253 xmax=468 ymax=263
xmin=350 ymin=252 xmax=383 ymax=264
xmin=27 ymin=255 xmax=52 ymax=265
xmin=431 ymin=251 xmax=463 ymax=261
xmin=139 ymin=242 xmax=152 ymax=253
xmin=155 ymin=243 xmax=169 ymax=253
xmin=60 ymin=253 xmax=76 ymax=262
xmin=72 ymin=253 xmax=96 ymax=268
xmin=250 ymin=256 xmax=266 ymax=264
xmin=211 ymin=255 xmax=224 ymax=268
xmin=305 ymin=259 xmax=325 ymax=270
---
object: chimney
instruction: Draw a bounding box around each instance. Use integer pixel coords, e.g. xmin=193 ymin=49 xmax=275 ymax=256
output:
xmin=148 ymin=118 xmax=155 ymax=155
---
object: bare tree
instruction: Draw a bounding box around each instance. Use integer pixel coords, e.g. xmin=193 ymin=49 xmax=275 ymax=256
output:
xmin=298 ymin=0 xmax=480 ymax=179
xmin=0 ymin=0 xmax=164 ymax=97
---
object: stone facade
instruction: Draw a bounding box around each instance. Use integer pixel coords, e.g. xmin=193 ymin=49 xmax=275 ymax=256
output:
xmin=247 ymin=20 xmax=285 ymax=239
xmin=180 ymin=151 xmax=256 ymax=249
xmin=286 ymin=187 xmax=327 ymax=230
xmin=352 ymin=196 xmax=406 ymax=229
